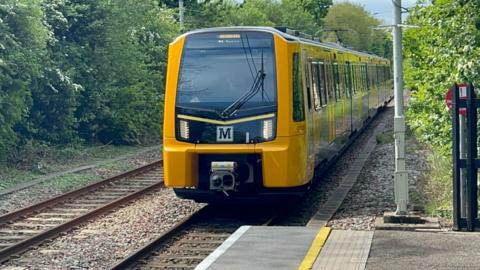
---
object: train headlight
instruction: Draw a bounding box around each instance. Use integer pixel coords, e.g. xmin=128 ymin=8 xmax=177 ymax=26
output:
xmin=262 ymin=119 xmax=273 ymax=140
xmin=179 ymin=120 xmax=190 ymax=139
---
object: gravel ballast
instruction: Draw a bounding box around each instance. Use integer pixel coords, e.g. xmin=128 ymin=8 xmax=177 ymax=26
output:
xmin=0 ymin=103 xmax=433 ymax=269
xmin=2 ymin=188 xmax=203 ymax=269
xmin=327 ymin=106 xmax=429 ymax=230
xmin=0 ymin=148 xmax=162 ymax=215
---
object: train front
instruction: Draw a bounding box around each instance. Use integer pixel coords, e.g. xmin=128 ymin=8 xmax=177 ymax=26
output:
xmin=163 ymin=28 xmax=308 ymax=202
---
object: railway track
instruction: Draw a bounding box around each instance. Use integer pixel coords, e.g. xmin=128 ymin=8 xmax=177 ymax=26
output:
xmin=0 ymin=160 xmax=163 ymax=263
xmin=111 ymin=106 xmax=391 ymax=270
xmin=111 ymin=205 xmax=277 ymax=270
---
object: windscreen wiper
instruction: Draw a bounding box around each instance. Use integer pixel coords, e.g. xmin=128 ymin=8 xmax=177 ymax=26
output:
xmin=220 ymin=69 xmax=266 ymax=118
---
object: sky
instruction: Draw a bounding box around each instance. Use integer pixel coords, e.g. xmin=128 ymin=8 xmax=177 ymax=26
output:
xmin=333 ymin=0 xmax=418 ymax=24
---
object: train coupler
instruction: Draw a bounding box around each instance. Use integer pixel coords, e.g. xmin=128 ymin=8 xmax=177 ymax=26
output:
xmin=209 ymin=161 xmax=238 ymax=194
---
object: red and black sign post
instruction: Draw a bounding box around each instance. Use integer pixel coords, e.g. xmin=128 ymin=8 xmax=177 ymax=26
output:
xmin=451 ymin=83 xmax=479 ymax=231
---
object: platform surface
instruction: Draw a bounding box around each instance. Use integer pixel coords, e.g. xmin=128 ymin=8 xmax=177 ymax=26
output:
xmin=196 ymin=226 xmax=480 ymax=270
xmin=195 ymin=226 xmax=320 ymax=270
xmin=366 ymin=230 xmax=480 ymax=270
xmin=313 ymin=230 xmax=373 ymax=270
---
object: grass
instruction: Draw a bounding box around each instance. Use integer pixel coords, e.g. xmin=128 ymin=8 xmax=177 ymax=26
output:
xmin=404 ymin=123 xmax=453 ymax=218
xmin=0 ymin=142 xmax=157 ymax=191
xmin=403 ymin=125 xmax=452 ymax=219
xmin=36 ymin=156 xmax=155 ymax=194
xmin=41 ymin=172 xmax=99 ymax=191
xmin=0 ymin=168 xmax=40 ymax=190
xmin=376 ymin=131 xmax=394 ymax=145
xmin=97 ymin=159 xmax=140 ymax=172
xmin=420 ymin=148 xmax=453 ymax=219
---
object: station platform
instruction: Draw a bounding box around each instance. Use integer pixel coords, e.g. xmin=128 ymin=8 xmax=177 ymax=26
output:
xmin=194 ymin=226 xmax=480 ymax=270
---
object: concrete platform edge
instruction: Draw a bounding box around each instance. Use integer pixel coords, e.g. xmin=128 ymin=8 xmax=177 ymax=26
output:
xmin=194 ymin=226 xmax=251 ymax=270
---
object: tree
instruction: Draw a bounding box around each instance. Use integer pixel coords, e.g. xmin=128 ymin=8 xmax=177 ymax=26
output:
xmin=76 ymin=0 xmax=179 ymax=144
xmin=404 ymin=0 xmax=480 ymax=153
xmin=0 ymin=0 xmax=48 ymax=157
xmin=300 ymin=0 xmax=332 ymax=26
xmin=17 ymin=0 xmax=83 ymax=144
xmin=180 ymin=0 xmax=332 ymax=35
xmin=322 ymin=2 xmax=390 ymax=57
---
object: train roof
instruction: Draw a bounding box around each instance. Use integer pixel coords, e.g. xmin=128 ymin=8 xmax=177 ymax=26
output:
xmin=177 ymin=26 xmax=389 ymax=63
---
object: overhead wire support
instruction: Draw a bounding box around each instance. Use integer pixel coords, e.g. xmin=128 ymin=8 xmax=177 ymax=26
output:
xmin=323 ymin=28 xmax=348 ymax=45
xmin=179 ymin=0 xmax=184 ymax=29
xmin=372 ymin=0 xmax=417 ymax=216
xmin=392 ymin=0 xmax=408 ymax=215
xmin=391 ymin=0 xmax=411 ymax=13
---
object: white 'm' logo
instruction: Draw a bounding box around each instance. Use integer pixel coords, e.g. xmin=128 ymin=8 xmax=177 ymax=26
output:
xmin=217 ymin=126 xmax=233 ymax=142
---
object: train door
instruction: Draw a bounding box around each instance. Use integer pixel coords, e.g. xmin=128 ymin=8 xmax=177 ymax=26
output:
xmin=376 ymin=64 xmax=381 ymax=108
xmin=345 ymin=61 xmax=353 ymax=133
xmin=315 ymin=61 xmax=331 ymax=161
xmin=332 ymin=62 xmax=345 ymax=139
xmin=302 ymin=50 xmax=315 ymax=181
xmin=325 ymin=61 xmax=336 ymax=143
xmin=310 ymin=60 xmax=322 ymax=163
xmin=361 ymin=64 xmax=369 ymax=120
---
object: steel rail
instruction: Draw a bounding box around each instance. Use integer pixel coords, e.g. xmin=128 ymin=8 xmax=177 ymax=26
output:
xmin=0 ymin=160 xmax=162 ymax=225
xmin=110 ymin=206 xmax=210 ymax=270
xmin=0 ymin=160 xmax=163 ymax=263
xmin=109 ymin=101 xmax=393 ymax=270
xmin=110 ymin=207 xmax=277 ymax=270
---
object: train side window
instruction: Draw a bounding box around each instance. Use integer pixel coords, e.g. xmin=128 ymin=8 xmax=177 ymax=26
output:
xmin=352 ymin=64 xmax=361 ymax=92
xmin=345 ymin=63 xmax=351 ymax=97
xmin=318 ymin=62 xmax=327 ymax=107
xmin=380 ymin=66 xmax=383 ymax=85
xmin=367 ymin=65 xmax=371 ymax=89
xmin=385 ymin=66 xmax=389 ymax=83
xmin=349 ymin=64 xmax=355 ymax=95
xmin=376 ymin=65 xmax=380 ymax=86
xmin=339 ymin=63 xmax=346 ymax=98
xmin=382 ymin=66 xmax=386 ymax=85
xmin=333 ymin=62 xmax=340 ymax=100
xmin=354 ymin=65 xmax=360 ymax=92
xmin=293 ymin=53 xmax=305 ymax=122
xmin=304 ymin=59 xmax=313 ymax=110
xmin=311 ymin=62 xmax=321 ymax=110
xmin=325 ymin=62 xmax=335 ymax=102
xmin=360 ymin=65 xmax=365 ymax=91
xmin=360 ymin=65 xmax=364 ymax=91
xmin=365 ymin=64 xmax=370 ymax=90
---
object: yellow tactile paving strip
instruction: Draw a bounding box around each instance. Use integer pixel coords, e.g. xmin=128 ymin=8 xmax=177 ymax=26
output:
xmin=298 ymin=227 xmax=332 ymax=270
xmin=312 ymin=230 xmax=374 ymax=270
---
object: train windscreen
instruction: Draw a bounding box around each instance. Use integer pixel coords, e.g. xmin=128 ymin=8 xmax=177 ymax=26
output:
xmin=176 ymin=31 xmax=276 ymax=118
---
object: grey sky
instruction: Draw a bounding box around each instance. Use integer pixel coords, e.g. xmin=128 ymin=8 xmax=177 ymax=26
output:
xmin=333 ymin=0 xmax=418 ymax=24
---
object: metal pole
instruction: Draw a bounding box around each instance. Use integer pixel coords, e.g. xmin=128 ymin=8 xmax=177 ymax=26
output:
xmin=465 ymin=83 xmax=477 ymax=231
xmin=392 ymin=0 xmax=408 ymax=215
xmin=452 ymin=84 xmax=461 ymax=230
xmin=460 ymin=116 xmax=467 ymax=218
xmin=179 ymin=0 xmax=184 ymax=30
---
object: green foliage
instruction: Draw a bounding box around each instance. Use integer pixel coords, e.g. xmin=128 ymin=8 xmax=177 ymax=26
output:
xmin=404 ymin=0 xmax=480 ymax=154
xmin=322 ymin=2 xmax=391 ymax=58
xmin=0 ymin=0 xmax=332 ymax=160
xmin=0 ymin=0 xmax=48 ymax=158
xmin=300 ymin=0 xmax=331 ymax=24
xmin=183 ymin=0 xmax=332 ymax=36
xmin=376 ymin=131 xmax=394 ymax=145
xmin=76 ymin=0 xmax=178 ymax=144
xmin=0 ymin=0 xmax=180 ymax=160
xmin=423 ymin=150 xmax=453 ymax=215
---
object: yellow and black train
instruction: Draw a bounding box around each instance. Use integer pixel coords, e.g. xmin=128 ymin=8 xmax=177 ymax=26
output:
xmin=163 ymin=27 xmax=392 ymax=202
